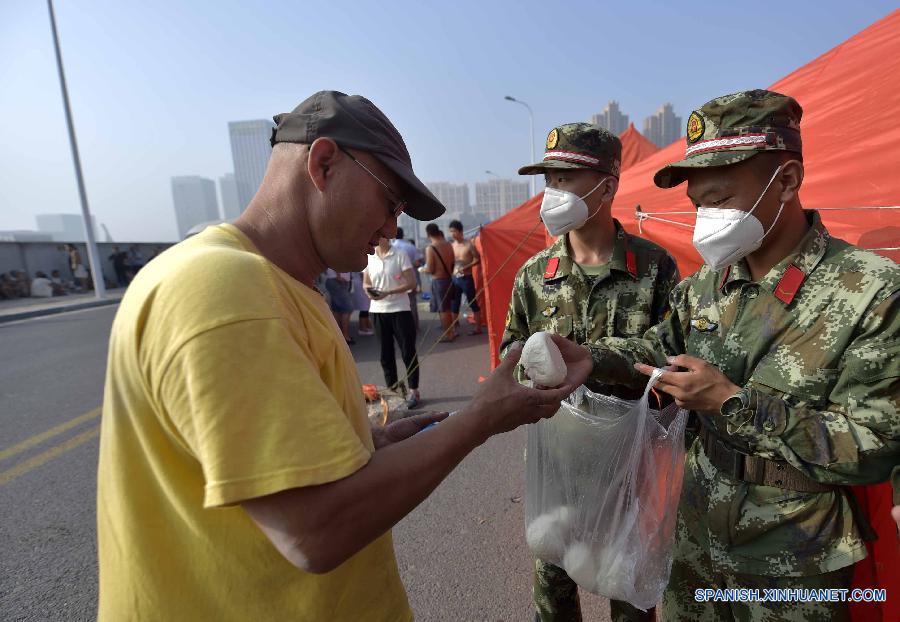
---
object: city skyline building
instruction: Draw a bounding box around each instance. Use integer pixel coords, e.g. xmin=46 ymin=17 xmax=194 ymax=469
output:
xmin=171 ymin=176 xmax=220 ymax=239
xmin=474 ymin=179 xmax=530 ymax=221
xmin=218 ymin=172 xmax=242 ymax=220
xmin=228 ymin=119 xmax=275 ymax=211
xmin=35 ymin=213 xmax=98 ymax=242
xmin=642 ymin=102 xmax=682 ymax=147
xmin=425 ymin=181 xmax=470 ymax=214
xmin=590 ymin=100 xmax=630 ymax=136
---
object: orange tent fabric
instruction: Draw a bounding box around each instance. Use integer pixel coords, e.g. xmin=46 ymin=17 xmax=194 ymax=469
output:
xmin=474 ymin=195 xmax=545 ymax=367
xmin=619 ymin=122 xmax=660 ymax=171
xmin=478 ymin=124 xmax=665 ymax=367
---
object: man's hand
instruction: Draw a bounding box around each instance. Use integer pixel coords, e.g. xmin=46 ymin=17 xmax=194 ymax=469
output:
xmin=371 ymin=411 xmax=449 ymax=449
xmin=634 ymin=354 xmax=740 ymax=411
xmin=461 ymin=340 xmax=591 ymax=440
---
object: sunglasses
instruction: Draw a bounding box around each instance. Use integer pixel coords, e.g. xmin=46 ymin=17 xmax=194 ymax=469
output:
xmin=340 ymin=148 xmax=407 ymax=218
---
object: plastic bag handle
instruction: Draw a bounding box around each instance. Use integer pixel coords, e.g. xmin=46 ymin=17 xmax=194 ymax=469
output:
xmin=642 ymin=367 xmax=666 ymax=399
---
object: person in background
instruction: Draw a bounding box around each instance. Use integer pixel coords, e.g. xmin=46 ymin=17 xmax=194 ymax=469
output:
xmin=392 ymin=226 xmax=424 ymax=333
xmin=108 ymin=245 xmax=129 ymax=287
xmin=50 ymin=270 xmax=71 ymax=294
xmin=448 ymin=219 xmax=483 ymax=336
xmin=364 ymin=236 xmax=421 ymax=408
xmin=30 ymin=271 xmax=64 ymax=297
xmin=0 ymin=273 xmax=16 ymax=299
xmin=351 ymin=271 xmax=374 ymax=336
xmin=126 ymin=245 xmax=145 ymax=281
xmin=419 ymin=223 xmax=457 ymax=341
xmin=66 ymin=244 xmax=89 ymax=290
xmin=325 ymin=269 xmax=355 ymax=344
xmin=11 ymin=270 xmax=32 ymax=297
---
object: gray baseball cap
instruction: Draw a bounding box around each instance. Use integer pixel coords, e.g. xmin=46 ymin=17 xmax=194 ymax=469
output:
xmin=270 ymin=91 xmax=445 ymax=221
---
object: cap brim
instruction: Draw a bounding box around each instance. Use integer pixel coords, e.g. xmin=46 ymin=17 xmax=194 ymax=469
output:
xmin=376 ymin=153 xmax=445 ymax=221
xmin=518 ymin=159 xmax=605 ymax=176
xmin=653 ymin=150 xmax=760 ymax=188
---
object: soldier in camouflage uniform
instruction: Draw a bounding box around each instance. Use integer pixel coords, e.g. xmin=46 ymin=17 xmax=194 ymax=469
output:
xmin=500 ymin=123 xmax=681 ymax=622
xmin=583 ymin=90 xmax=900 ymax=620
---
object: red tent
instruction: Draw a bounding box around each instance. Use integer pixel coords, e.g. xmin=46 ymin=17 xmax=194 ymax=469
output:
xmin=476 ymin=124 xmax=664 ymax=366
xmin=619 ymin=122 xmax=660 ymax=171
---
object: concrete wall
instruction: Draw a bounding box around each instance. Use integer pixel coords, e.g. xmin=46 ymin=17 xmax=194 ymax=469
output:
xmin=0 ymin=242 xmax=174 ymax=286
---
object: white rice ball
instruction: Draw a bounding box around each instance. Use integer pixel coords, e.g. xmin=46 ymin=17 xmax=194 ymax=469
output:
xmin=562 ymin=542 xmax=599 ymax=592
xmin=521 ymin=331 xmax=568 ymax=387
xmin=525 ymin=514 xmax=566 ymax=560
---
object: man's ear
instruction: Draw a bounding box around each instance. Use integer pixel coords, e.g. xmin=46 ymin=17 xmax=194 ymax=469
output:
xmin=777 ymin=159 xmax=804 ymax=203
xmin=602 ymin=176 xmax=619 ymax=203
xmin=307 ymin=138 xmax=341 ymax=192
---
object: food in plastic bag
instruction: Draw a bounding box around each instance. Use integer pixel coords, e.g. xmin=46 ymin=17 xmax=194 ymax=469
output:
xmin=524 ymin=369 xmax=688 ymax=611
xmin=521 ymin=331 xmax=567 ymax=387
xmin=563 ymin=542 xmax=599 ymax=592
xmin=525 ymin=506 xmax=573 ymax=560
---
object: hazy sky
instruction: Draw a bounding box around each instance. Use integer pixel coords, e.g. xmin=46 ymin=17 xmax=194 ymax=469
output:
xmin=1 ymin=1 xmax=896 ymax=242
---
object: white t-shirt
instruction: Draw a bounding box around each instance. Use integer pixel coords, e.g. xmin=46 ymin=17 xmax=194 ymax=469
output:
xmin=365 ymin=248 xmax=412 ymax=313
xmin=392 ymin=239 xmax=423 ymax=267
xmin=31 ymin=277 xmax=54 ymax=298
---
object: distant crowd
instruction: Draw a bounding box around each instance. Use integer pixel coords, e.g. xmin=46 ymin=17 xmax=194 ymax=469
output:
xmin=0 ymin=243 xmax=166 ymax=300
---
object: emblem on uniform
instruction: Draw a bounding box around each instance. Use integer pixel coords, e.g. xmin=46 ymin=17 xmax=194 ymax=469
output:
xmin=546 ymin=128 xmax=559 ymax=149
xmin=687 ymin=112 xmax=705 ymax=143
xmin=541 ymin=306 xmax=558 ymax=318
xmin=690 ymin=317 xmax=718 ymax=332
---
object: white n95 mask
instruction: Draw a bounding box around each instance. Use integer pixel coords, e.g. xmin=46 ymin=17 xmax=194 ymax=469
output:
xmin=540 ymin=177 xmax=608 ymax=237
xmin=692 ymin=165 xmax=785 ymax=271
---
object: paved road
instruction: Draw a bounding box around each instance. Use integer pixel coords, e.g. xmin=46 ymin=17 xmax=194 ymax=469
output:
xmin=0 ymin=305 xmax=612 ymax=621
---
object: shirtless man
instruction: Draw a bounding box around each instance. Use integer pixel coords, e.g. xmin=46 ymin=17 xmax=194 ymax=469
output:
xmin=448 ymin=219 xmax=482 ymax=335
xmin=419 ymin=223 xmax=457 ymax=341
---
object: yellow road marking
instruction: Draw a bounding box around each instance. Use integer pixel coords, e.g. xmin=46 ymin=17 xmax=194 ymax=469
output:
xmin=0 ymin=424 xmax=100 ymax=486
xmin=0 ymin=408 xmax=100 ymax=463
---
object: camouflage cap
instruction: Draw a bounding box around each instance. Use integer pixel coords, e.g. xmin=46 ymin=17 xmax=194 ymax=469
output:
xmin=519 ymin=123 xmax=622 ymax=178
xmin=654 ymin=90 xmax=803 ymax=188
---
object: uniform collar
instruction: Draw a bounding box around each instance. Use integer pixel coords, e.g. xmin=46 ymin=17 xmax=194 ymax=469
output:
xmin=545 ymin=219 xmax=636 ymax=282
xmin=718 ymin=210 xmax=830 ymax=299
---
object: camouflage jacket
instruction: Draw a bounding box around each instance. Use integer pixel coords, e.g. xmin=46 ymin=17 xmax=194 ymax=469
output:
xmin=500 ymin=219 xmax=680 ymax=398
xmin=588 ymin=211 xmax=900 ymax=576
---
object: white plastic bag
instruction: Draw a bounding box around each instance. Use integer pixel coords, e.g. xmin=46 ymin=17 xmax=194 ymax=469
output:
xmin=525 ymin=369 xmax=688 ymax=610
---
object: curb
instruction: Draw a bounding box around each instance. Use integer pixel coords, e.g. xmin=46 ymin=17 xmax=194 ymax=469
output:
xmin=0 ymin=298 xmax=120 ymax=324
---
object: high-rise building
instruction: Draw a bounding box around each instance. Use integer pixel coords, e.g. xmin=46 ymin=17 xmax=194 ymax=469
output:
xmin=35 ymin=213 xmax=98 ymax=241
xmin=425 ymin=182 xmax=470 ymax=214
xmin=228 ymin=120 xmax=275 ymax=210
xmin=590 ymin=100 xmax=630 ymax=136
xmin=474 ymin=179 xmax=530 ymax=221
xmin=218 ymin=173 xmax=241 ymax=220
xmin=171 ymin=176 xmax=220 ymax=239
xmin=642 ymin=103 xmax=682 ymax=148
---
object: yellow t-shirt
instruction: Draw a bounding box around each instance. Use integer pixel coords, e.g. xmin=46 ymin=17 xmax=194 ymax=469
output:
xmin=97 ymin=224 xmax=412 ymax=621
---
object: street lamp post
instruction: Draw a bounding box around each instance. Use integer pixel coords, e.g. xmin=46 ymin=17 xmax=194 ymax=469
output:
xmin=504 ymin=95 xmax=536 ymax=197
xmin=47 ymin=0 xmax=105 ymax=298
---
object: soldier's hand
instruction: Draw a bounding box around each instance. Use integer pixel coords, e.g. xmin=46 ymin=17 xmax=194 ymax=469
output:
xmin=635 ymin=354 xmax=740 ymax=411
xmin=461 ymin=343 xmax=587 ymax=439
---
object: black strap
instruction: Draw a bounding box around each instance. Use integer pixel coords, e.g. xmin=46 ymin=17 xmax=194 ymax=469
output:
xmin=428 ymin=244 xmax=453 ymax=278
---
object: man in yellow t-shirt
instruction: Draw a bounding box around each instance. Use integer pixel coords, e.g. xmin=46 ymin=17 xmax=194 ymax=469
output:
xmin=97 ymin=90 xmax=592 ymax=621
